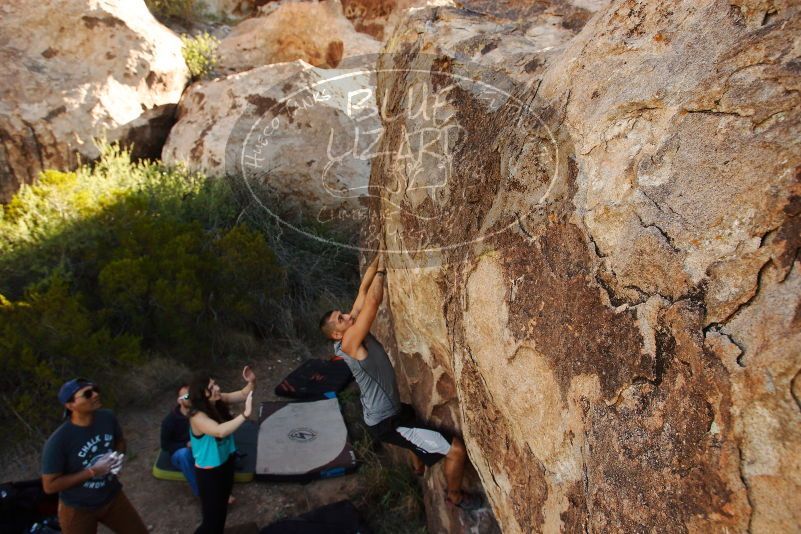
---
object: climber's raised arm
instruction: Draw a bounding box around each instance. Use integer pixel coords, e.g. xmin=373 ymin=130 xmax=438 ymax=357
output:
xmin=349 ymin=254 xmax=380 ymax=320
xmin=342 ymin=261 xmax=385 ymax=359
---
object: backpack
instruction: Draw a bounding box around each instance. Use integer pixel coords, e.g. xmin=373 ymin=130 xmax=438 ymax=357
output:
xmin=0 ymin=479 xmax=59 ymax=534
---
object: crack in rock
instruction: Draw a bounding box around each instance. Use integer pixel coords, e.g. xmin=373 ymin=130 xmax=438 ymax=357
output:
xmin=704 ymin=322 xmax=746 ymax=367
xmin=683 ymin=108 xmax=751 ymax=118
xmin=634 ymin=211 xmax=680 ymax=253
xmin=717 ymin=258 xmax=775 ymax=325
xmin=737 ymin=444 xmax=755 ymax=533
xmin=791 ymin=368 xmax=801 ymax=414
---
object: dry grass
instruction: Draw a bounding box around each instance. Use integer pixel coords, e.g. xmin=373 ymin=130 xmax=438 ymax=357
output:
xmin=339 ymin=386 xmax=427 ymax=534
xmin=114 ymin=356 xmax=193 ymax=408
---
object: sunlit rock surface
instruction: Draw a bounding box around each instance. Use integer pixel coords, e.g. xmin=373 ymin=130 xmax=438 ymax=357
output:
xmin=162 ymin=60 xmax=376 ymax=221
xmin=216 ymin=0 xmax=381 ymax=73
xmin=0 ymin=0 xmax=188 ymax=201
xmin=366 ymin=1 xmax=801 ymax=532
xmin=201 ymin=0 xmax=264 ymax=20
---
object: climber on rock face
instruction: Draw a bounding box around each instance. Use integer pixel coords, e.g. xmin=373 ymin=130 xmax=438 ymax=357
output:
xmin=320 ymin=253 xmax=481 ymax=511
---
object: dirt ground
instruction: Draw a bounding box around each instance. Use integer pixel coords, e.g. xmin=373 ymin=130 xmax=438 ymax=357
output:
xmin=1 ymin=348 xmax=378 ymax=534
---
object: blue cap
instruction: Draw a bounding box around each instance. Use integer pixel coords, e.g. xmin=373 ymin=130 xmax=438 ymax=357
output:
xmin=58 ymin=378 xmax=94 ymax=405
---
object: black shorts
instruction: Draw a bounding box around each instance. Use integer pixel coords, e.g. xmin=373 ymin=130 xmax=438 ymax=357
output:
xmin=366 ymin=404 xmax=453 ymax=466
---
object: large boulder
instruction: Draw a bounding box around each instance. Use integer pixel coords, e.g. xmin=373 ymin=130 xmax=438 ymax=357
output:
xmin=0 ymin=0 xmax=188 ymax=202
xmin=342 ymin=0 xmax=462 ymax=41
xmin=340 ymin=0 xmax=601 ymax=41
xmin=162 ymin=60 xmax=376 ymax=221
xmin=201 ymin=0 xmax=264 ymax=20
xmin=366 ymin=1 xmax=801 ymax=533
xmin=216 ymin=0 xmax=381 ymax=73
xmin=458 ymin=0 xmax=606 ymax=22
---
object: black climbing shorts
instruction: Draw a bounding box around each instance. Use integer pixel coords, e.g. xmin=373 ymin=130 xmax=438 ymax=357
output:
xmin=367 ymin=404 xmax=453 ymax=466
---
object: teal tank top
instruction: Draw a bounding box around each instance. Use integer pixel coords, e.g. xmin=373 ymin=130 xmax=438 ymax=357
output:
xmin=190 ymin=428 xmax=236 ymax=468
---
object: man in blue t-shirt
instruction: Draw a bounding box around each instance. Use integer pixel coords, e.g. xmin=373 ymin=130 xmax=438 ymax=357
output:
xmin=41 ymin=378 xmax=147 ymax=534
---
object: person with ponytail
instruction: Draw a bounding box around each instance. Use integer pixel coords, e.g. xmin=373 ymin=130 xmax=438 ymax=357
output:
xmin=188 ymin=366 xmax=255 ymax=534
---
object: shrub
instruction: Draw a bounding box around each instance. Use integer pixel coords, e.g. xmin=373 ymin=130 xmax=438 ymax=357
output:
xmin=214 ymin=176 xmax=361 ymax=358
xmin=0 ymin=276 xmax=141 ymax=434
xmin=213 ymin=224 xmax=285 ymax=334
xmin=0 ymin=143 xmax=360 ymax=440
xmin=181 ymin=32 xmax=220 ymax=80
xmin=0 ymin=144 xmax=287 ymax=438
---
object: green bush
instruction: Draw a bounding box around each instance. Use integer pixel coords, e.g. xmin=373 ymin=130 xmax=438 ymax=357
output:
xmin=0 ymin=143 xmax=360 ymax=440
xmin=181 ymin=32 xmax=220 ymax=80
xmin=213 ymin=225 xmax=285 ymax=333
xmin=0 ymin=145 xmax=287 ymax=437
xmin=0 ymin=275 xmax=141 ymax=435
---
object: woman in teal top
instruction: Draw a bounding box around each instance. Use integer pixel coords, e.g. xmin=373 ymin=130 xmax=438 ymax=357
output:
xmin=188 ymin=366 xmax=255 ymax=534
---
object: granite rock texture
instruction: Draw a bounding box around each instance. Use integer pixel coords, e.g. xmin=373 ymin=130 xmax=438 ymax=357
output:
xmin=339 ymin=0 xmax=604 ymax=41
xmin=162 ymin=60 xmax=375 ymax=220
xmin=366 ymin=1 xmax=801 ymax=532
xmin=0 ymin=0 xmax=188 ymax=202
xmin=217 ymin=0 xmax=381 ymax=73
xmin=341 ymin=0 xmax=433 ymax=41
xmin=200 ymin=0 xmax=265 ymax=19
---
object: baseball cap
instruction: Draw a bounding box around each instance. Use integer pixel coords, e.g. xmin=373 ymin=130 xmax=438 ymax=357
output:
xmin=58 ymin=378 xmax=95 ymax=405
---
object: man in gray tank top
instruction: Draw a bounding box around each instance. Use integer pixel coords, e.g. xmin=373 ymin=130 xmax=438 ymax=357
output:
xmin=320 ymin=254 xmax=481 ymax=511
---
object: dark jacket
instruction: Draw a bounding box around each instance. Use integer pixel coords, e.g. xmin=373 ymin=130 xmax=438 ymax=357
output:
xmin=160 ymin=405 xmax=190 ymax=455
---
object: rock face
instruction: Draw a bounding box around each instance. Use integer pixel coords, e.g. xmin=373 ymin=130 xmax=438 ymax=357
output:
xmin=341 ymin=0 xmax=396 ymax=39
xmin=341 ymin=0 xmax=435 ymax=40
xmin=201 ymin=0 xmax=264 ymax=19
xmin=162 ymin=60 xmax=376 ymax=221
xmin=0 ymin=0 xmax=188 ymax=202
xmin=339 ymin=0 xmax=602 ymax=41
xmin=217 ymin=0 xmax=381 ymax=73
xmin=366 ymin=1 xmax=801 ymax=532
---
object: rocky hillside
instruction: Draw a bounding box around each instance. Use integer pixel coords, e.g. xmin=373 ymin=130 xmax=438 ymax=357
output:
xmin=367 ymin=0 xmax=801 ymax=532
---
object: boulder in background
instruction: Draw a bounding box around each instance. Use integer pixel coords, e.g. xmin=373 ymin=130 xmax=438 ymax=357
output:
xmin=217 ymin=0 xmax=381 ymax=73
xmin=0 ymin=0 xmax=188 ymax=202
xmin=162 ymin=59 xmax=377 ymax=224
